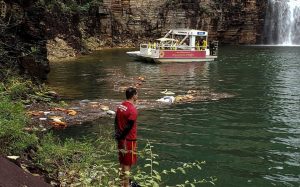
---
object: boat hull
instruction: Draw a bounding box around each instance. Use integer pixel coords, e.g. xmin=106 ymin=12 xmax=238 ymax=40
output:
xmin=127 ymin=50 xmax=217 ymax=63
xmin=154 ymin=56 xmax=217 ymax=63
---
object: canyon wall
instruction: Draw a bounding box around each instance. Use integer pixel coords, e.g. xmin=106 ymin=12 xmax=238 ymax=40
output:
xmin=0 ymin=0 xmax=49 ymax=80
xmin=0 ymin=0 xmax=268 ymax=79
xmin=99 ymin=0 xmax=267 ymax=45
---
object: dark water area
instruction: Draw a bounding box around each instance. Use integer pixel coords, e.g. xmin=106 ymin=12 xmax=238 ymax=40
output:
xmin=48 ymin=46 xmax=300 ymax=187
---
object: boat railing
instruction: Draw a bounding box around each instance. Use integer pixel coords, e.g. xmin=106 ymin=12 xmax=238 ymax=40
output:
xmin=140 ymin=43 xmax=208 ymax=51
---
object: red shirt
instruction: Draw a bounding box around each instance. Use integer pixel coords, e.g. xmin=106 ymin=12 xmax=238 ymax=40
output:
xmin=116 ymin=101 xmax=138 ymax=140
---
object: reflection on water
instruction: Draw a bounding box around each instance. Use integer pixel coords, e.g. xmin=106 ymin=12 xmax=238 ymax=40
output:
xmin=49 ymin=46 xmax=300 ymax=187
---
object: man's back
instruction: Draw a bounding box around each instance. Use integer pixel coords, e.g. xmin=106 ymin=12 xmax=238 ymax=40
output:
xmin=116 ymin=101 xmax=138 ymax=140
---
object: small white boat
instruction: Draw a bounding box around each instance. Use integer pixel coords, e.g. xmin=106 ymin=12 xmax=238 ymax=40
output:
xmin=127 ymin=28 xmax=219 ymax=63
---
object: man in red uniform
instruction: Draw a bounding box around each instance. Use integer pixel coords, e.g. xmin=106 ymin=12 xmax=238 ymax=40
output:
xmin=115 ymin=87 xmax=138 ymax=187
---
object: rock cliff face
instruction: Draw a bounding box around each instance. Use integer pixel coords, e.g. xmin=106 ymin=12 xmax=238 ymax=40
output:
xmin=0 ymin=0 xmax=268 ymax=79
xmin=0 ymin=0 xmax=50 ymax=80
xmin=99 ymin=0 xmax=267 ymax=45
xmin=42 ymin=0 xmax=269 ymax=61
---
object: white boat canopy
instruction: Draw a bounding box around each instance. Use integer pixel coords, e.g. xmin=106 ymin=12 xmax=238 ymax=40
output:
xmin=156 ymin=38 xmax=177 ymax=42
xmin=164 ymin=29 xmax=208 ymax=37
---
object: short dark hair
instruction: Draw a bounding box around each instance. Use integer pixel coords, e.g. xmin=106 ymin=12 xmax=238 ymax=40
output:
xmin=126 ymin=87 xmax=137 ymax=99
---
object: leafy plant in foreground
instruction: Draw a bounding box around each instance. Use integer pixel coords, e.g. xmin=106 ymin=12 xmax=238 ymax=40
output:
xmin=132 ymin=141 xmax=217 ymax=187
xmin=34 ymin=127 xmax=217 ymax=186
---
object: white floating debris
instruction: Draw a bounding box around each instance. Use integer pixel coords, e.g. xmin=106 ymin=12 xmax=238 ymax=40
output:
xmin=39 ymin=118 xmax=47 ymax=121
xmin=80 ymin=99 xmax=90 ymax=103
xmin=160 ymin=89 xmax=175 ymax=95
xmin=49 ymin=116 xmax=64 ymax=123
xmin=53 ymin=118 xmax=62 ymax=123
xmin=100 ymin=105 xmax=109 ymax=111
xmin=156 ymin=96 xmax=175 ymax=103
xmin=43 ymin=111 xmax=51 ymax=115
xmin=107 ymin=110 xmax=116 ymax=115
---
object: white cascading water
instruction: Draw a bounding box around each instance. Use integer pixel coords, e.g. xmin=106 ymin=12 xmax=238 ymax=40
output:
xmin=264 ymin=0 xmax=300 ymax=45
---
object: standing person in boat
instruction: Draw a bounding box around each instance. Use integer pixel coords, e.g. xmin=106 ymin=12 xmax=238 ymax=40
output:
xmin=202 ymin=39 xmax=207 ymax=50
xmin=115 ymin=87 xmax=139 ymax=187
xmin=209 ymin=41 xmax=215 ymax=55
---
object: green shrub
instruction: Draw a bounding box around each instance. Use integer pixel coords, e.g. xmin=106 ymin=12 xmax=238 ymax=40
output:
xmin=34 ymin=127 xmax=216 ymax=186
xmin=35 ymin=134 xmax=92 ymax=170
xmin=133 ymin=141 xmax=217 ymax=187
xmin=0 ymin=96 xmax=38 ymax=155
xmin=1 ymin=76 xmax=35 ymax=100
xmin=34 ymin=131 xmax=120 ymax=186
xmin=1 ymin=76 xmax=55 ymax=103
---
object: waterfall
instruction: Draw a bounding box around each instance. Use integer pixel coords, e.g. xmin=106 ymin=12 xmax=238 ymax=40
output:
xmin=264 ymin=0 xmax=300 ymax=45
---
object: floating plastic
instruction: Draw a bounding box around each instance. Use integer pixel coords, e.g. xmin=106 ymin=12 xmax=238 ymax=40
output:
xmin=160 ymin=89 xmax=175 ymax=95
xmin=107 ymin=110 xmax=116 ymax=115
xmin=156 ymin=96 xmax=175 ymax=103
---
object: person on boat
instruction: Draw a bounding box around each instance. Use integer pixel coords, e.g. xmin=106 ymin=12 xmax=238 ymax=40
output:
xmin=202 ymin=39 xmax=207 ymax=50
xmin=153 ymin=42 xmax=157 ymax=49
xmin=199 ymin=39 xmax=204 ymax=47
xmin=209 ymin=41 xmax=215 ymax=55
xmin=196 ymin=41 xmax=200 ymax=50
xmin=115 ymin=87 xmax=138 ymax=187
xmin=148 ymin=41 xmax=151 ymax=49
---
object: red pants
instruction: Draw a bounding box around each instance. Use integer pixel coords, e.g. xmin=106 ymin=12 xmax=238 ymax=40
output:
xmin=118 ymin=140 xmax=137 ymax=166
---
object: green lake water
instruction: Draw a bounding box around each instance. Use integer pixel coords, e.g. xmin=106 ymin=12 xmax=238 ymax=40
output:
xmin=48 ymin=46 xmax=300 ymax=187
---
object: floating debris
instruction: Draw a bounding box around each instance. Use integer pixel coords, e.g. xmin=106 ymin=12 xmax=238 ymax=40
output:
xmin=156 ymin=96 xmax=175 ymax=103
xmin=106 ymin=110 xmax=116 ymax=115
xmin=43 ymin=111 xmax=51 ymax=115
xmin=27 ymin=111 xmax=44 ymax=116
xmin=80 ymin=99 xmax=90 ymax=103
xmin=161 ymin=89 xmax=175 ymax=95
xmin=49 ymin=116 xmax=63 ymax=121
xmin=118 ymin=86 xmax=127 ymax=92
xmin=100 ymin=105 xmax=109 ymax=111
xmin=187 ymin=90 xmax=197 ymax=94
xmin=88 ymin=102 xmax=99 ymax=108
xmin=138 ymin=76 xmax=146 ymax=82
xmin=66 ymin=109 xmax=77 ymax=116
xmin=50 ymin=121 xmax=67 ymax=128
xmin=27 ymin=90 xmax=235 ymax=131
xmin=175 ymin=94 xmax=194 ymax=102
xmin=53 ymin=107 xmax=65 ymax=112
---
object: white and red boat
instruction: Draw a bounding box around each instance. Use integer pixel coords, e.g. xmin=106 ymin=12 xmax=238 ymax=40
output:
xmin=127 ymin=29 xmax=218 ymax=63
